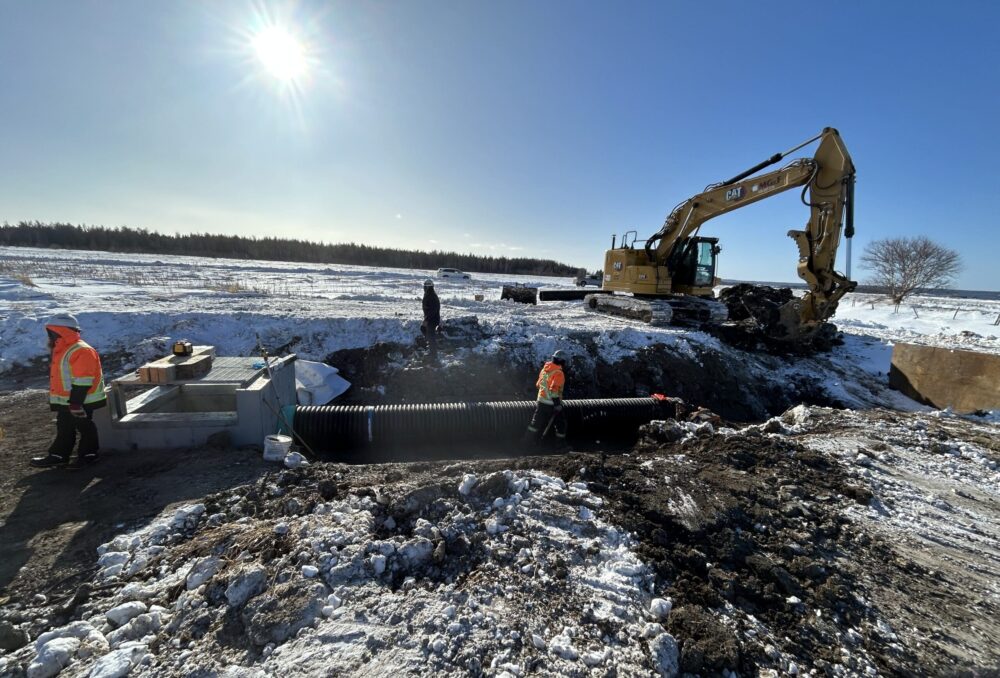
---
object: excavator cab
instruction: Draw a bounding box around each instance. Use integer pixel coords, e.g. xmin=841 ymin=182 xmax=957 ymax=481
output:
xmin=668 ymin=237 xmax=720 ymax=292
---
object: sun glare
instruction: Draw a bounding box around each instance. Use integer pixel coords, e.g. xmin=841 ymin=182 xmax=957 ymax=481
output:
xmin=252 ymin=26 xmax=307 ymax=82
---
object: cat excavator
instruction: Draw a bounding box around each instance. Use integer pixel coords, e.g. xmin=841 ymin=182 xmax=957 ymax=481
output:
xmin=586 ymin=127 xmax=856 ymax=341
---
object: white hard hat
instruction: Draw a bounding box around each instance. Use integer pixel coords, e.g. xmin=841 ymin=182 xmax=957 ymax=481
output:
xmin=46 ymin=313 xmax=80 ymax=330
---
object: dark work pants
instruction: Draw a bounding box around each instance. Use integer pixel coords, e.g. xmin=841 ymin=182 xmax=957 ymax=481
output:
xmin=526 ymin=402 xmax=567 ymax=439
xmin=426 ymin=331 xmax=438 ymax=362
xmin=48 ymin=409 xmax=99 ymax=458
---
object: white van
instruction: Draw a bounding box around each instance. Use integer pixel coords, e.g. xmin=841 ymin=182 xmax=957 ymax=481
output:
xmin=437 ymin=267 xmax=471 ymax=280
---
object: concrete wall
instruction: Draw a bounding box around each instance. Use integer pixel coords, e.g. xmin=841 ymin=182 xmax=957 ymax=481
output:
xmin=96 ymin=355 xmax=297 ymax=450
xmin=889 ymin=343 xmax=1000 ymax=413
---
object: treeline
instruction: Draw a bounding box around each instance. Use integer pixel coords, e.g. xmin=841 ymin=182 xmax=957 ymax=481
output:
xmin=0 ymin=222 xmax=580 ymax=276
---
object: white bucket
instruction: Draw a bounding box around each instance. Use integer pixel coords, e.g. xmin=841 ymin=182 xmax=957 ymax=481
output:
xmin=263 ymin=434 xmax=293 ymax=462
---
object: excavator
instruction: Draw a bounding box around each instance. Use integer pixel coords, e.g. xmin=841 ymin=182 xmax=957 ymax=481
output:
xmin=586 ymin=127 xmax=856 ymax=341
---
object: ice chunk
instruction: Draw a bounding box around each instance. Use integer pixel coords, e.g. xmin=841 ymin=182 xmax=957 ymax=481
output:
xmin=88 ymin=643 xmax=149 ymax=678
xmin=97 ymin=552 xmax=130 ymax=569
xmin=485 ymin=519 xmax=508 ymax=535
xmin=284 ymin=451 xmax=308 ymax=469
xmin=458 ymin=474 xmax=477 ymax=495
xmin=225 ymin=566 xmax=268 ymax=607
xmin=649 ymin=633 xmax=680 ymax=677
xmin=649 ymin=598 xmax=672 ymax=619
xmin=582 ymin=648 xmax=610 ymax=667
xmin=185 ymin=556 xmax=220 ymax=590
xmin=105 ymin=602 xmax=147 ymax=629
xmin=27 ymin=637 xmax=79 ymax=678
xmin=549 ymin=632 xmax=579 ymax=660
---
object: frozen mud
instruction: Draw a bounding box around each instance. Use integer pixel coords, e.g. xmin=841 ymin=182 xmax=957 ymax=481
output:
xmin=2 ymin=406 xmax=997 ymax=676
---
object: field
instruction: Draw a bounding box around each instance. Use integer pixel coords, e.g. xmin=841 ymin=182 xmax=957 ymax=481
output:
xmin=0 ymin=246 xmax=998 ymax=676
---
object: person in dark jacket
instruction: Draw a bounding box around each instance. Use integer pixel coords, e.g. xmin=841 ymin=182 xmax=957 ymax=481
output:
xmin=421 ymin=278 xmax=442 ymax=363
xmin=32 ymin=313 xmax=108 ymax=468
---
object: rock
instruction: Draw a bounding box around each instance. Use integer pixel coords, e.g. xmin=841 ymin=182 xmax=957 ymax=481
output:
xmin=28 ymin=637 xmax=80 ymax=678
xmin=531 ymin=634 xmax=546 ymax=650
xmin=471 ymin=471 xmax=510 ymax=499
xmin=0 ymin=620 xmax=29 ymax=651
xmin=640 ymin=419 xmax=685 ymax=443
xmin=302 ymin=565 xmax=319 ymax=578
xmin=105 ymin=602 xmax=147 ymax=629
xmin=274 ymin=522 xmax=290 ymax=535
xmin=225 ymin=566 xmax=268 ymax=608
xmin=242 ymin=581 xmax=327 ymax=647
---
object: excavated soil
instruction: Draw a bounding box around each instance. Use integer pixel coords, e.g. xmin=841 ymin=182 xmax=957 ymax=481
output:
xmin=2 ymin=325 xmax=997 ymax=676
xmin=2 ymin=386 xmax=998 ymax=675
xmin=325 ymin=327 xmax=842 ymax=422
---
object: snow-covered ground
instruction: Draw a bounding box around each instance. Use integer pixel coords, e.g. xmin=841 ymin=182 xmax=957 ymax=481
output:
xmin=3 ymin=246 xmax=999 ymax=385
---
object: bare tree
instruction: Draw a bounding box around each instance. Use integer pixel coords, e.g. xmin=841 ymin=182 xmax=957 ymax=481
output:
xmin=860 ymin=236 xmax=962 ymax=304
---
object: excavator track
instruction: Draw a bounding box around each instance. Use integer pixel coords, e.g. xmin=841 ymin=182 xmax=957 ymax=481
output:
xmin=584 ymin=294 xmax=728 ymax=327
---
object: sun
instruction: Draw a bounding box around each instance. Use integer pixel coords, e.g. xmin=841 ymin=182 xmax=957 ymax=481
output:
xmin=252 ymin=26 xmax=307 ymax=82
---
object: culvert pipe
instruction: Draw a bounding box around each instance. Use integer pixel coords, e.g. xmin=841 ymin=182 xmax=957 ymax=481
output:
xmin=293 ymin=397 xmax=671 ymax=458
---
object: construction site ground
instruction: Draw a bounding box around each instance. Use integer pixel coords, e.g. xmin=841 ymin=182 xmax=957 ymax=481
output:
xmin=1 ymin=382 xmax=998 ymax=676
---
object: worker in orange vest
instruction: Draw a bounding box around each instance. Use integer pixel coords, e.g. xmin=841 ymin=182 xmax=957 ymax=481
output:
xmin=524 ymin=350 xmax=568 ymax=446
xmin=31 ymin=314 xmax=107 ymax=468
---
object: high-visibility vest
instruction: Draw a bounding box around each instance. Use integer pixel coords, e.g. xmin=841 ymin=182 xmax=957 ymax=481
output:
xmin=535 ymin=361 xmax=565 ymax=404
xmin=48 ymin=327 xmax=106 ymax=407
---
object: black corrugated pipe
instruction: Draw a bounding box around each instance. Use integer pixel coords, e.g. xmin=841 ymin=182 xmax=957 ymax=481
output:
xmin=294 ymin=397 xmax=671 ymax=460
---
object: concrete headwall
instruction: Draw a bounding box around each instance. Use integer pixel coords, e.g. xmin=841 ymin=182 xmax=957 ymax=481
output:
xmin=889 ymin=343 xmax=1000 ymax=413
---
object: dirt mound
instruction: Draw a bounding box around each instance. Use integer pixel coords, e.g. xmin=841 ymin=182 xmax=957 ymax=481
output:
xmin=5 ymin=407 xmax=998 ymax=676
xmin=718 ymin=284 xmax=795 ymax=324
xmin=714 ymin=284 xmax=843 ymax=354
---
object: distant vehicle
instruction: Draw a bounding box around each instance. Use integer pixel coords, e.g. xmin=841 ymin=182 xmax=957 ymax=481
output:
xmin=437 ymin=267 xmax=471 ymax=280
xmin=576 ymin=273 xmax=603 ymax=287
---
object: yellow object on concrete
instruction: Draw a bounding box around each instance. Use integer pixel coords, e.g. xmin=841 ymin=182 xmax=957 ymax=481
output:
xmin=889 ymin=343 xmax=1000 ymax=413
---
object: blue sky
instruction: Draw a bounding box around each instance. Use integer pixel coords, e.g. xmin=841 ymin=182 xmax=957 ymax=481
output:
xmin=1 ymin=1 xmax=997 ymax=289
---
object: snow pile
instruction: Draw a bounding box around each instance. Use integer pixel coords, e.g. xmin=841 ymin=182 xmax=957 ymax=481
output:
xmin=5 ymin=468 xmax=682 ymax=676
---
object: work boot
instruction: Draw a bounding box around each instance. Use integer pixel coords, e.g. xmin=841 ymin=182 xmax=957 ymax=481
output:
xmin=551 ymin=439 xmax=571 ymax=454
xmin=30 ymin=454 xmax=69 ymax=468
xmin=69 ymin=453 xmax=100 ymax=469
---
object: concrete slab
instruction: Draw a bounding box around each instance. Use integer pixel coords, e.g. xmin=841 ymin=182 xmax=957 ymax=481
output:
xmin=889 ymin=343 xmax=1000 ymax=413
